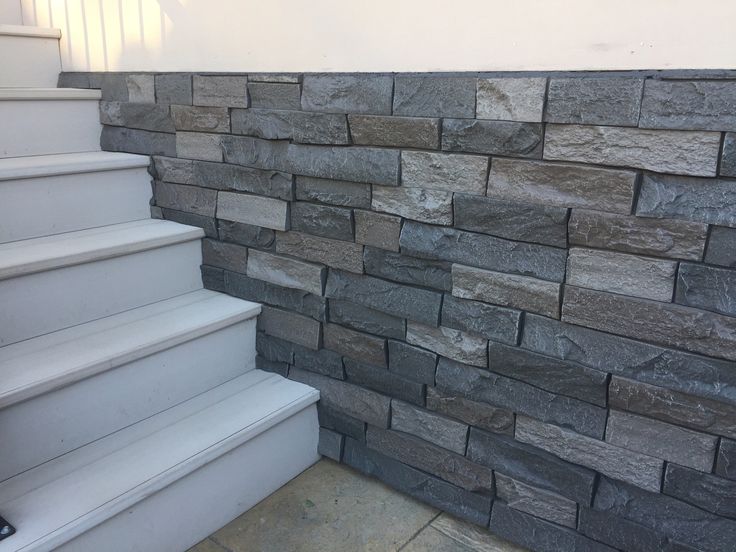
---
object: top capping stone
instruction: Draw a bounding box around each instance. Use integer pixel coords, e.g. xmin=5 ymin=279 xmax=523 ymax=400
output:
xmin=393 ymin=77 xmax=476 ymax=118
xmin=301 ymin=75 xmax=393 ymax=114
xmin=476 ymin=78 xmax=546 ymax=122
xmin=155 ymin=73 xmax=192 ymax=105
xmin=248 ymin=74 xmax=302 ymax=84
xmin=545 ymin=77 xmax=644 ymax=126
xmin=640 ymin=80 xmax=736 ymax=132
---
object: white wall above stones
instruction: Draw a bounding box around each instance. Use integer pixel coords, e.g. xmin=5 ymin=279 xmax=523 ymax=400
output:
xmin=20 ymin=0 xmax=736 ymax=72
xmin=0 ymin=0 xmax=22 ymax=24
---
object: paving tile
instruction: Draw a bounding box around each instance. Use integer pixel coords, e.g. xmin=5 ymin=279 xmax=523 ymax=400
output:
xmin=402 ymin=526 xmax=474 ymax=551
xmin=186 ymin=538 xmax=229 ymax=552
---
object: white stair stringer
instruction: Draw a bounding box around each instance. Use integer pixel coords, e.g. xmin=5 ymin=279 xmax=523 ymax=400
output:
xmin=0 ymin=26 xmax=61 ymax=87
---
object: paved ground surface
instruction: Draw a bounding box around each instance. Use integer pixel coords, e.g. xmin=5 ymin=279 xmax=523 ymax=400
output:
xmin=188 ymin=459 xmax=527 ymax=552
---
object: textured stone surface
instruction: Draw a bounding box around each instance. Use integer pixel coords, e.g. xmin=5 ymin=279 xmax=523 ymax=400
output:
xmin=160 ymin=208 xmax=216 ymax=237
xmin=364 ymin=247 xmax=451 ymax=291
xmin=219 ymin=220 xmax=276 ymax=249
xmin=453 ymin=193 xmax=568 ymax=248
xmin=488 ymin=158 xmax=637 ymax=214
xmin=722 ymin=133 xmax=736 ymax=177
xmin=440 ymin=295 xmax=520 ymax=345
xmin=452 ymin=264 xmax=561 ymax=319
xmin=286 ymin=143 xmax=400 ymax=186
xmin=329 ymin=299 xmax=405 ymax=340
xmin=100 ymin=101 xmax=174 ymax=132
xmin=292 ymin=345 xmax=345 ymax=379
xmin=176 ymin=132 xmax=223 ymax=162
xmin=100 ymin=126 xmax=176 ymax=156
xmin=568 ymin=209 xmax=707 ymax=260
xmin=388 ymin=341 xmax=437 ymax=385
xmin=354 ymin=210 xmax=401 ymax=252
xmin=193 ymin=160 xmax=293 ymax=199
xmin=247 ymin=82 xmax=301 ymax=110
xmin=318 ymin=428 xmax=343 ymax=461
xmin=567 ymin=248 xmax=677 ymax=302
xmin=426 ymin=387 xmax=514 ymax=436
xmin=348 ymin=115 xmax=439 ymax=149
xmin=516 ymin=416 xmax=664 ymax=492
xmin=718 ymin=440 xmax=736 ymax=481
xmin=401 ymin=151 xmax=488 ymax=195
xmin=372 ymin=185 xmax=453 ymax=225
xmin=325 ymin=269 xmax=442 ymax=326
xmin=442 ymin=119 xmax=543 ymax=158
xmin=706 ymin=226 xmax=736 ymax=267
xmin=295 ymin=176 xmax=371 ymax=209
xmin=155 ymin=73 xmax=192 ymax=104
xmin=344 ymin=358 xmax=424 ymax=405
xmin=193 ymin=75 xmax=248 ymax=107
xmin=495 ymin=473 xmax=578 ymax=528
xmin=544 ymin=124 xmax=721 ymax=177
xmin=476 ymin=78 xmax=546 ymax=122
xmin=318 ymin=403 xmax=365 ymax=442
xmin=562 ymin=285 xmax=736 ymax=361
xmin=155 ymin=181 xmax=217 ymax=216
xmin=640 ymin=80 xmax=736 ymax=131
xmin=301 ymin=75 xmax=393 ymax=114
xmin=664 ymin=464 xmax=736 ymax=519
xmin=217 ymin=192 xmax=289 ymax=230
xmin=324 ymin=324 xmax=387 ymax=367
xmin=170 ymin=105 xmax=229 ymax=133
xmin=256 ymin=333 xmax=295 ymax=364
xmin=276 ymin=231 xmax=363 ymax=273
xmin=676 ymin=263 xmax=736 ymax=317
xmin=246 ymin=249 xmax=325 ymax=295
xmin=401 ymin=222 xmax=567 ymax=282
xmin=248 ymin=74 xmax=301 ymax=84
xmin=393 ymin=77 xmax=475 ymax=118
xmin=231 ymin=108 xmax=349 ymax=144
xmin=546 ymin=77 xmax=643 ymax=126
xmin=406 ymin=322 xmax=487 ymax=368
xmin=257 ymin=306 xmax=321 ymax=350
xmin=391 ymin=400 xmax=468 ymax=454
xmin=290 ymin=202 xmax=353 ymax=241
xmin=221 ymin=135 xmax=289 ymax=171
xmin=201 ymin=239 xmax=247 ymax=273
xmin=255 ymin=356 xmax=289 ymax=377
xmin=437 ymin=358 xmax=607 ymax=439
xmin=637 ymin=173 xmax=736 ymax=227
xmin=126 ymin=74 xmax=155 ymax=103
xmin=488 ymin=342 xmax=608 ymax=406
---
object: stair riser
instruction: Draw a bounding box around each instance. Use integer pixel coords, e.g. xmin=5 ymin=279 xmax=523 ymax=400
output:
xmin=0 ymin=34 xmax=60 ymax=87
xmin=0 ymin=168 xmax=152 ymax=243
xmin=0 ymin=99 xmax=101 ymax=158
xmin=0 ymin=240 xmax=203 ymax=346
xmin=0 ymin=319 xmax=257 ymax=482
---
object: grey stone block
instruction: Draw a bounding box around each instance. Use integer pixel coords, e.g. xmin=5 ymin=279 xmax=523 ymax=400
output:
xmin=640 ymin=79 xmax=736 ymax=131
xmin=257 ymin=306 xmax=322 ymax=350
xmin=579 ymin=507 xmax=689 ymax=552
xmin=676 ymin=263 xmax=736 ymax=317
xmin=516 ymin=415 xmax=664 ymax=492
xmin=441 ymin=295 xmax=520 ymax=345
xmin=400 ymin=221 xmax=567 ymax=282
xmin=287 ymin=143 xmax=400 ymax=186
xmin=58 ymin=72 xmax=92 ymax=89
xmin=246 ymin=249 xmax=325 ymax=295
xmin=248 ymin=74 xmax=301 ymax=84
xmin=150 ymin=156 xmax=193 ymax=184
xmin=467 ymin=427 xmax=596 ymax=503
xmin=488 ymin=342 xmax=608 ymax=406
xmin=301 ymin=75 xmax=393 ymax=114
xmin=437 ymin=357 xmax=607 ymax=438
xmin=231 ymin=108 xmax=349 ymax=145
xmin=366 ymin=426 xmax=491 ymax=493
xmin=325 ymin=269 xmax=442 ymax=326
xmin=393 ymin=77 xmax=475 ymax=118
xmin=637 ymin=173 xmax=736 ymax=227
xmin=407 ymin=322 xmax=487 ymax=368
xmin=364 ymin=247 xmax=452 ymax=291
xmin=324 ymin=324 xmax=386 ymax=367
xmin=343 ymin=358 xmax=423 ymax=405
xmin=343 ymin=438 xmax=492 ymax=526
xmin=354 ymin=210 xmax=401 ymax=251
xmin=126 ymin=74 xmax=155 ymax=103
xmin=154 ymin=181 xmax=217 ymax=216
xmin=329 ymin=299 xmax=405 ymax=339
xmin=664 ymin=464 xmax=736 ymax=519
xmin=568 ymin=209 xmax=707 ymax=260
xmin=567 ymin=247 xmax=677 ymax=302
xmin=100 ymin=126 xmax=176 ymax=156
xmin=256 ymin=332 xmax=294 ymax=364
xmin=170 ymin=105 xmax=229 ymax=133
xmin=495 ymin=473 xmax=577 ymax=529
xmin=453 ymin=193 xmax=568 ymax=248
xmin=221 ymin=135 xmax=290 ymax=171
xmin=442 ymin=119 xmax=543 ymax=158
xmin=546 ymin=77 xmax=643 ymax=126
xmin=93 ymin=73 xmax=129 ymax=101
xmin=292 ymin=345 xmax=344 ymax=379
xmin=426 ymin=387 xmax=514 ymax=436
xmin=176 ymin=132 xmax=222 ymax=162
xmin=201 ymin=265 xmax=225 ymax=292
xmin=544 ymin=124 xmax=721 ymax=177
xmin=217 ymin=192 xmax=290 ymax=231
xmin=276 ymin=231 xmax=363 ymax=273
xmin=391 ymin=400 xmax=467 ymax=454
xmin=248 ymin=82 xmax=301 ymax=110
xmin=195 ymin=161 xmax=293 ymax=199
xmin=401 ymin=151 xmax=488 ymax=195
xmin=201 ymin=239 xmax=247 ymax=273
xmin=706 ymin=226 xmax=736 ymax=267
xmin=476 ymin=77 xmax=546 ymax=122
xmin=193 ymin=75 xmax=248 ymax=107
xmin=218 ymin=220 xmax=276 ymax=249
xmin=295 ymin=176 xmax=371 ymax=209
xmin=255 ymin=356 xmax=289 ymax=377
xmin=488 ymin=158 xmax=637 ymax=214
xmin=155 ymin=74 xmax=192 ymax=105
xmin=452 ymin=264 xmax=561 ymax=319
xmin=318 ymin=427 xmax=343 ymax=461
xmin=99 ymin=101 xmax=174 ymax=132
xmin=160 ymin=208 xmax=216 ymax=237
xmin=348 ymin=115 xmax=439 ymax=149
xmin=717 ymin=439 xmax=736 ymax=481
xmin=387 ymin=341 xmax=437 ymax=385
xmin=318 ymin=403 xmax=365 ymax=441
xmin=290 ymin=202 xmax=353 ymax=241
xmin=722 ymin=133 xmax=736 ymax=177
xmin=372 ymin=185 xmax=453 ymax=225
xmin=563 ymin=285 xmax=736 ymax=362
xmin=290 ymin=368 xmax=390 ymax=428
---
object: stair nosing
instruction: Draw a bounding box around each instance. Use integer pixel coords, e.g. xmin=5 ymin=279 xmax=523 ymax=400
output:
xmin=0 ymin=152 xmax=150 ymax=182
xmin=0 ymin=24 xmax=61 ymax=39
xmin=0 ymin=88 xmax=101 ymax=101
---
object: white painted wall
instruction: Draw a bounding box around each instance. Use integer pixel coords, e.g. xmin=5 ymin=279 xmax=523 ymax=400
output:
xmin=0 ymin=0 xmax=22 ymax=24
xmin=20 ymin=0 xmax=736 ymax=72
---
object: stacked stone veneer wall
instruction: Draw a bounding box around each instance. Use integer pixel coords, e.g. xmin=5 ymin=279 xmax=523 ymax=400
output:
xmin=62 ymin=71 xmax=736 ymax=552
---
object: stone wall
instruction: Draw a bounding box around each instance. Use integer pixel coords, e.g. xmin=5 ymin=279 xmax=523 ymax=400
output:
xmin=62 ymin=71 xmax=736 ymax=552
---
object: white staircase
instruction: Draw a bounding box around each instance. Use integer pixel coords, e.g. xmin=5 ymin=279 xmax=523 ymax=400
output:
xmin=0 ymin=21 xmax=319 ymax=552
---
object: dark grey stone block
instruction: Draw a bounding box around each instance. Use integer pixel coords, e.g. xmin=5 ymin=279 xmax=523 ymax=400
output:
xmin=155 ymin=73 xmax=192 ymax=104
xmin=217 ymin=189 xmax=288 ymax=231
xmin=58 ymin=72 xmax=92 ymax=89
xmin=348 ymin=115 xmax=439 ymax=149
xmin=290 ymin=202 xmax=353 ymax=241
xmin=407 ymin=322 xmax=488 ymax=368
xmin=328 ymin=299 xmax=405 ymax=340
xmin=170 ymin=105 xmax=229 ymax=133
xmin=441 ymin=119 xmax=543 ymax=158
xmin=426 ymin=387 xmax=514 ymax=436
xmin=286 ymin=143 xmax=400 ymax=186
xmin=393 ymin=77 xmax=476 ymax=118
xmin=221 ymin=135 xmax=290 ymax=172
xmin=640 ymin=80 xmax=736 ymax=131
xmin=354 ymin=210 xmax=401 ymax=252
xmin=160 ymin=208 xmax=217 ymax=237
xmin=401 ymin=150 xmax=488 ymax=195
xmin=256 ymin=332 xmax=294 ymax=364
xmin=193 ymin=75 xmax=248 ymax=108
xmin=441 ymin=295 xmax=521 ymax=345
xmin=257 ymin=306 xmax=322 ymax=350
xmin=579 ymin=507 xmax=687 ymax=552
xmin=218 ymin=220 xmax=276 ymax=249
xmin=255 ymin=356 xmax=289 ymax=377
xmin=201 ymin=265 xmax=225 ymax=292
xmin=231 ymin=108 xmax=349 ymax=145
xmin=676 ymin=263 xmax=736 ymax=317
xmin=318 ymin=427 xmax=344 ymax=461
xmin=126 ymin=74 xmax=155 ymax=103
xmin=295 ymin=176 xmax=371 ymax=209
xmin=371 ymin=185 xmax=453 ymax=225
xmin=276 ymin=231 xmax=364 ymax=273
xmin=96 ymin=73 xmax=129 ymax=101
xmin=664 ymin=464 xmax=736 ymax=519
xmin=717 ymin=439 xmax=736 ymax=481
xmin=722 ymin=133 xmax=736 ymax=177
xmin=248 ymin=82 xmax=301 ymax=110
xmin=248 ymin=74 xmax=301 ymax=84
xmin=324 ymin=324 xmax=387 ymax=368
xmin=391 ymin=400 xmax=468 ymax=454
xmin=99 ymin=101 xmax=175 ymax=132
xmin=363 ymin=247 xmax=452 ymax=291
xmin=388 ymin=340 xmax=437 ymax=385
xmin=318 ymin=403 xmax=365 ymax=442
xmin=546 ymin=77 xmax=644 ymax=126
xmin=150 ymin=156 xmax=193 ymax=184
xmin=196 ymin=161 xmax=293 ymax=199
xmin=154 ymin=181 xmax=215 ymax=217
xmin=246 ymin=249 xmax=325 ymax=296
xmin=301 ymin=75 xmax=393 ymax=114
xmin=706 ymin=226 xmax=736 ymax=267
xmin=344 ymin=358 xmax=423 ymax=405
xmin=476 ymin=77 xmax=546 ymax=122
xmin=494 ymin=473 xmax=577 ymax=528
xmin=292 ymin=344 xmax=345 ymax=379
xmin=101 ymin=126 xmax=176 ymax=156
xmin=201 ymin=239 xmax=247 ymax=273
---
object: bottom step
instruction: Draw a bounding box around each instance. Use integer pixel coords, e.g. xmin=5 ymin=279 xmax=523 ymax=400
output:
xmin=0 ymin=371 xmax=320 ymax=552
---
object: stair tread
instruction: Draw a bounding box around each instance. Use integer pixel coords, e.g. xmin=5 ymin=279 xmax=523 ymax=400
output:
xmin=0 ymin=370 xmax=319 ymax=552
xmin=0 ymin=88 xmax=101 ymax=100
xmin=0 ymin=289 xmax=261 ymax=408
xmin=0 ymin=25 xmax=61 ymax=39
xmin=0 ymin=219 xmax=204 ymax=280
xmin=0 ymin=152 xmax=149 ymax=181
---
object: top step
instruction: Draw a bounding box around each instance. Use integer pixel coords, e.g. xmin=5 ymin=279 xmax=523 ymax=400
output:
xmin=0 ymin=25 xmax=61 ymax=88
